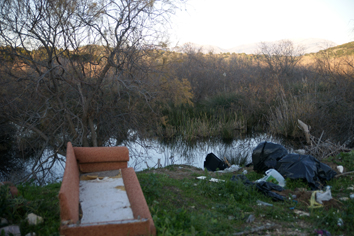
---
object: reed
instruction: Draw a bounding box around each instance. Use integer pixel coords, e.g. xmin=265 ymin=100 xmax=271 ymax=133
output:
xmin=267 ymin=90 xmax=315 ymax=138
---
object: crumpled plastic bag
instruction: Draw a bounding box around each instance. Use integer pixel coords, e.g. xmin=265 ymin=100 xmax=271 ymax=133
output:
xmin=252 ymin=142 xmax=288 ymax=173
xmin=316 ymin=188 xmax=332 ymax=204
xmin=216 ymin=164 xmax=241 ymax=173
xmin=276 ymin=154 xmax=337 ymax=190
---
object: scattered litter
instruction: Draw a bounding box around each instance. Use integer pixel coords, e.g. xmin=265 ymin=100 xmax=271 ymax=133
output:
xmin=204 ymin=153 xmax=229 ymax=171
xmin=252 ymin=141 xmax=337 ymax=190
xmin=294 ymin=210 xmax=310 ymax=217
xmin=25 ymin=232 xmax=36 ymax=236
xmin=216 ymin=164 xmax=241 ymax=173
xmin=26 ymin=213 xmax=43 ymax=225
xmin=339 ymin=197 xmax=349 ymax=201
xmin=231 ymin=175 xmax=284 ymax=201
xmin=337 ymin=218 xmax=343 ymax=227
xmin=347 ymin=186 xmax=354 ymax=191
xmin=228 ymin=216 xmax=235 ymax=220
xmin=246 ymin=214 xmax=255 ymax=223
xmin=242 ymin=170 xmax=248 ymax=175
xmin=255 ymin=169 xmax=286 ymax=187
xmin=289 ymin=200 xmax=298 ymax=210
xmin=337 ymin=165 xmax=344 ymax=173
xmin=314 ymin=229 xmax=332 ymax=236
xmin=316 ymin=187 xmax=333 ymax=204
xmin=350 ymin=194 xmax=354 ymax=199
xmin=309 ymin=191 xmax=323 ymax=208
xmin=0 ymin=225 xmax=21 ymax=236
xmin=276 ymin=154 xmax=337 ymax=190
xmin=294 ymin=149 xmax=306 ymax=155
xmin=256 ymin=200 xmax=273 ymax=206
xmin=252 ymin=142 xmax=288 ymax=173
xmin=196 ymin=176 xmax=225 ymax=183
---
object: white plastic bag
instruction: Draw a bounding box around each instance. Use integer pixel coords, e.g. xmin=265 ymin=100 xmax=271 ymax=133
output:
xmin=316 ymin=188 xmax=332 ymax=204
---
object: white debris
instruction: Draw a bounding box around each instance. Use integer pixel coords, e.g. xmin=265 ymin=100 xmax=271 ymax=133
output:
xmin=0 ymin=225 xmax=21 ymax=236
xmin=79 ymin=177 xmax=134 ymax=224
xmin=196 ymin=176 xmax=225 ymax=183
xmin=337 ymin=165 xmax=344 ymax=173
xmin=27 ymin=213 xmax=43 ymax=225
xmin=216 ymin=165 xmax=241 ymax=173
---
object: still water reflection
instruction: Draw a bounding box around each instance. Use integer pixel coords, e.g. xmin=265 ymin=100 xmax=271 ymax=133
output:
xmin=3 ymin=133 xmax=296 ymax=183
xmin=125 ymin=133 xmax=295 ymax=171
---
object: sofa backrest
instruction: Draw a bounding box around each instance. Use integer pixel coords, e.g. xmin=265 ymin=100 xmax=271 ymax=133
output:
xmin=74 ymin=146 xmax=129 ymax=173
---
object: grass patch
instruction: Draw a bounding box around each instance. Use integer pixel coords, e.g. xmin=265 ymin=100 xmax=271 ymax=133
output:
xmin=138 ymin=161 xmax=354 ymax=235
xmin=1 ymin=151 xmax=353 ymax=235
xmin=0 ymin=182 xmax=60 ymax=236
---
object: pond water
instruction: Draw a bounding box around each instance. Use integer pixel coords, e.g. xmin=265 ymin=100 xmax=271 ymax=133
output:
xmin=2 ymin=133 xmax=298 ymax=184
xmin=125 ymin=133 xmax=296 ymax=172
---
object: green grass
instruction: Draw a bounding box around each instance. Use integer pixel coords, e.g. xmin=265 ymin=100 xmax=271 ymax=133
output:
xmin=138 ymin=162 xmax=354 ymax=235
xmin=0 ymin=182 xmax=60 ymax=236
xmin=1 ymin=151 xmax=354 ymax=235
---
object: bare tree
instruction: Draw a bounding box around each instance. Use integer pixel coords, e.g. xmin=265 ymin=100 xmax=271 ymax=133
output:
xmin=258 ymin=40 xmax=304 ymax=77
xmin=0 ymin=0 xmax=184 ymax=183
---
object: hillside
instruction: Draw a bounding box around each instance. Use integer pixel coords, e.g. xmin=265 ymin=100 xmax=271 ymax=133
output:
xmin=316 ymin=41 xmax=354 ymax=56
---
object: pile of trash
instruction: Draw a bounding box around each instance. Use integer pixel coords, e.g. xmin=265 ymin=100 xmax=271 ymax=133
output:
xmin=203 ymin=141 xmax=338 ymax=202
xmin=252 ymin=141 xmax=337 ymax=190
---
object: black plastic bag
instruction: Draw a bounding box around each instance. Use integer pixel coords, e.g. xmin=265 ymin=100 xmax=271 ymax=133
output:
xmin=252 ymin=141 xmax=288 ymax=173
xmin=276 ymin=154 xmax=337 ymax=190
xmin=231 ymin=175 xmax=284 ymax=201
xmin=204 ymin=153 xmax=228 ymax=171
xmin=255 ymin=181 xmax=284 ymax=201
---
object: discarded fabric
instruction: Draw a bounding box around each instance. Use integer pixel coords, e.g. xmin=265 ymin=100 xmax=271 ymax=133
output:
xmin=231 ymin=175 xmax=284 ymax=201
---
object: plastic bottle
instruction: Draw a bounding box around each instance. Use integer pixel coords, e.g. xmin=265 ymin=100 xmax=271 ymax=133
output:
xmin=265 ymin=169 xmax=286 ymax=187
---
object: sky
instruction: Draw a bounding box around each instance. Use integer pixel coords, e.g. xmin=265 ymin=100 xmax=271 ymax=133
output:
xmin=168 ymin=0 xmax=354 ymax=49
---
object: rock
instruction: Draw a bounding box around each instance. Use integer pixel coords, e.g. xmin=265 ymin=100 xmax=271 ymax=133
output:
xmin=0 ymin=225 xmax=21 ymax=236
xmin=27 ymin=213 xmax=43 ymax=225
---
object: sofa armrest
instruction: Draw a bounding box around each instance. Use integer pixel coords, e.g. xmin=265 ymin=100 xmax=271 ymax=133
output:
xmin=59 ymin=142 xmax=80 ymax=223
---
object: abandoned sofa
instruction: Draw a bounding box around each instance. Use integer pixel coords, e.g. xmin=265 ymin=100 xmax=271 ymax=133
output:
xmin=59 ymin=142 xmax=156 ymax=236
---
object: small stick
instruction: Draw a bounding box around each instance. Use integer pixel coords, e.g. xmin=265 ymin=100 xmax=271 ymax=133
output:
xmin=223 ymin=157 xmax=231 ymax=167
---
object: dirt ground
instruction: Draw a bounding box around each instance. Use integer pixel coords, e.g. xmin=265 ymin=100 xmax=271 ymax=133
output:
xmin=141 ymin=164 xmax=343 ymax=235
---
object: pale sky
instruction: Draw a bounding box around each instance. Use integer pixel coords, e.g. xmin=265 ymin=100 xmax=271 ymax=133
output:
xmin=169 ymin=0 xmax=354 ymax=49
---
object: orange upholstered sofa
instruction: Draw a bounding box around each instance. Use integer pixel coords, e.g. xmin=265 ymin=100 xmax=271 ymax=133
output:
xmin=59 ymin=142 xmax=156 ymax=236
